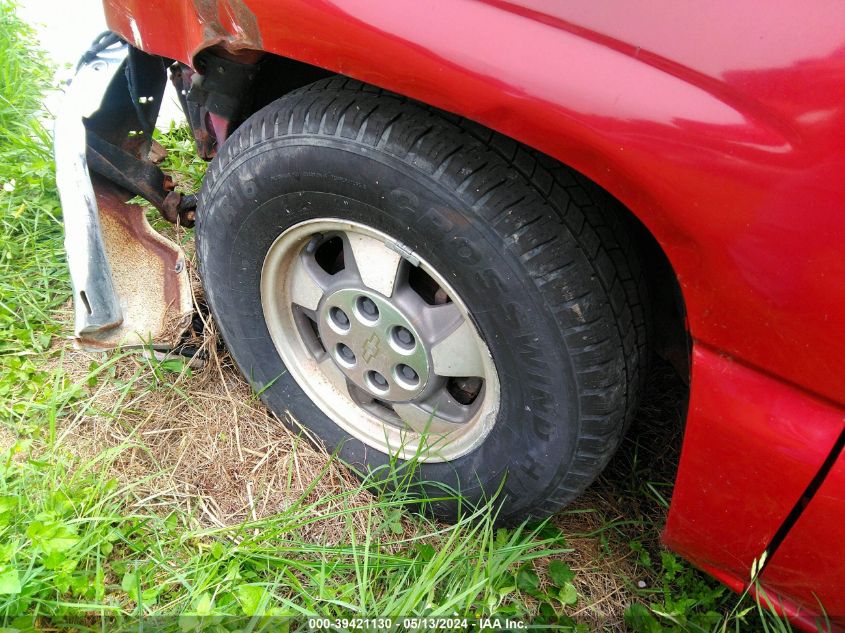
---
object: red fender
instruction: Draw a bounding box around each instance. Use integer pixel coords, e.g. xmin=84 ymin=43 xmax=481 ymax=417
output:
xmin=104 ymin=1 xmax=845 ymax=626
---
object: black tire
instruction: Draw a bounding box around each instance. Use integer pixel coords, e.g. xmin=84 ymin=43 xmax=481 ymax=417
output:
xmin=196 ymin=77 xmax=649 ymax=523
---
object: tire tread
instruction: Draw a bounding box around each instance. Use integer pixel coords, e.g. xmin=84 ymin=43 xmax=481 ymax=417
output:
xmin=199 ymin=77 xmax=650 ymax=521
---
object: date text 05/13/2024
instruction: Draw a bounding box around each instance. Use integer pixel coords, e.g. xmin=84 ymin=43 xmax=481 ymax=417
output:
xmin=307 ymin=617 xmax=527 ymax=630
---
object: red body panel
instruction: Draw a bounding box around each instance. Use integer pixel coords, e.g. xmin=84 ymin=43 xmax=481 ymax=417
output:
xmin=102 ymin=0 xmax=845 ymax=624
xmin=663 ymin=346 xmax=845 ymax=622
xmin=104 ymin=0 xmax=845 ymax=404
xmin=759 ymin=448 xmax=845 ymax=627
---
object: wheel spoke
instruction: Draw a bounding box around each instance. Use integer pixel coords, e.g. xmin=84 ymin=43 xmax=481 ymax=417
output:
xmin=430 ymin=319 xmax=486 ymax=378
xmin=392 ymin=402 xmax=465 ymax=436
xmin=288 ymin=255 xmax=327 ymax=312
xmin=344 ymin=232 xmax=403 ymax=297
xmin=417 ymin=302 xmax=463 ymax=339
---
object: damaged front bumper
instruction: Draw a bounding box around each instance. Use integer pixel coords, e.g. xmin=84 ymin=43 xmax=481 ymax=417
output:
xmin=54 ymin=38 xmax=193 ymax=350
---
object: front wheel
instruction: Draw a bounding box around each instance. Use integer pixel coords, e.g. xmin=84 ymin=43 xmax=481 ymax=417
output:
xmin=196 ymin=78 xmax=649 ymax=522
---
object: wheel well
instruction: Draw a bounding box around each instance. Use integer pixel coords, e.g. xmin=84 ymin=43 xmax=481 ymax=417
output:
xmin=199 ymin=49 xmax=691 ymax=385
xmin=622 ymin=205 xmax=690 ymax=383
xmin=249 ymin=55 xmax=335 ymax=112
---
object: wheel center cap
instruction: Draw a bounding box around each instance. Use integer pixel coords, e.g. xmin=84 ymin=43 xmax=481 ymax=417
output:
xmin=317 ymin=287 xmax=430 ymax=401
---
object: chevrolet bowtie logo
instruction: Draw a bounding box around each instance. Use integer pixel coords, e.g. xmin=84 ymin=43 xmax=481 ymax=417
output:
xmin=362 ymin=333 xmax=381 ymax=363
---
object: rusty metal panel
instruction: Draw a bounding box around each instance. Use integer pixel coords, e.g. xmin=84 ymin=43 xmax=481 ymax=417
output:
xmin=55 ymin=37 xmax=193 ymax=351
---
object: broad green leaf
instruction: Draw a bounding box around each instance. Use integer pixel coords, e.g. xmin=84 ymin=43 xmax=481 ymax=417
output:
xmin=161 ymin=359 xmax=190 ymax=375
xmin=548 ymin=560 xmax=575 ymax=586
xmin=41 ymin=550 xmax=69 ymax=570
xmin=194 ymin=592 xmax=213 ymax=616
xmin=0 ymin=496 xmax=16 ymax=513
xmin=0 ymin=569 xmax=21 ymax=594
xmin=623 ymin=603 xmax=662 ymax=633
xmin=558 ymin=582 xmax=578 ymax=606
xmin=43 ymin=536 xmax=79 ymax=555
xmin=516 ymin=565 xmax=539 ymax=594
xmin=26 ymin=521 xmax=79 ymax=555
xmin=236 ymin=584 xmax=267 ymax=616
xmin=417 ymin=544 xmax=436 ymax=562
xmin=141 ymin=587 xmax=159 ymax=604
xmin=121 ymin=571 xmax=138 ymax=601
xmin=0 ymin=540 xmax=17 ymax=562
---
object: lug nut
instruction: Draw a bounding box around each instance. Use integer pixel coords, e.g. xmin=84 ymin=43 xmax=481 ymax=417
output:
xmin=368 ymin=371 xmax=389 ymax=391
xmin=357 ymin=296 xmax=380 ymax=321
xmin=397 ymin=363 xmax=419 ymax=385
xmin=336 ymin=343 xmax=356 ymax=365
xmin=393 ymin=326 xmax=415 ymax=349
xmin=330 ymin=307 xmax=350 ymax=329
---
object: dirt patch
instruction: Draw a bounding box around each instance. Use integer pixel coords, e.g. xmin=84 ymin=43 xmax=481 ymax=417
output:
xmin=0 ymin=424 xmax=16 ymax=455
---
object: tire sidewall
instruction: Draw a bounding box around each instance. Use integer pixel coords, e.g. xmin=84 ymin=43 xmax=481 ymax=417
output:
xmin=198 ymin=136 xmax=581 ymax=519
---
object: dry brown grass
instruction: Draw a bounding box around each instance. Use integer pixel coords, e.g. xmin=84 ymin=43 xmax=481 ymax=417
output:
xmin=49 ymin=244 xmax=687 ymax=630
xmin=52 ymin=255 xmax=383 ymax=544
xmin=555 ymin=364 xmax=687 ymax=630
xmin=0 ymin=423 xmax=16 ymax=454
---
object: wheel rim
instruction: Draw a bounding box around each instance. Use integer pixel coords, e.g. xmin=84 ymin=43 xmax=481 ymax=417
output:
xmin=260 ymin=219 xmax=500 ymax=462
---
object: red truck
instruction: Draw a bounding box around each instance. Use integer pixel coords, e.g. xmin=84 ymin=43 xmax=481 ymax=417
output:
xmin=55 ymin=2 xmax=845 ymax=629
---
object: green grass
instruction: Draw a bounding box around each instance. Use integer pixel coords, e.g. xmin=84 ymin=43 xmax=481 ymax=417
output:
xmin=0 ymin=2 xmax=801 ymax=630
xmin=0 ymin=437 xmax=572 ymax=626
xmin=0 ymin=1 xmax=67 ymax=431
